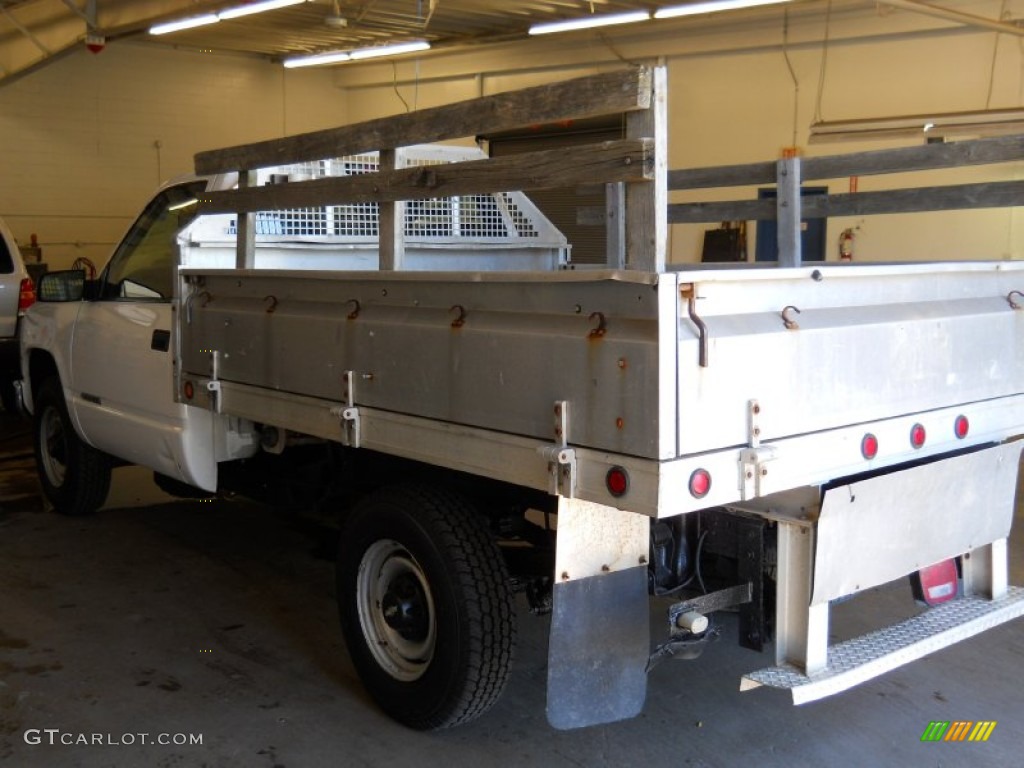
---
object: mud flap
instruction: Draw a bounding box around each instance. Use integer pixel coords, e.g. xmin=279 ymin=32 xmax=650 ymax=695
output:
xmin=546 ymin=498 xmax=650 ymax=730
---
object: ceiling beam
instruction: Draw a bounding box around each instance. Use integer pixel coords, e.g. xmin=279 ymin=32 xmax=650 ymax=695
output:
xmin=59 ymin=0 xmax=92 ymax=25
xmin=1 ymin=5 xmax=52 ymax=53
xmin=876 ymin=0 xmax=1024 ymax=37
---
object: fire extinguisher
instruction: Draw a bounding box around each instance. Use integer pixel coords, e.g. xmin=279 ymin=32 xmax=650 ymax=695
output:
xmin=838 ymin=228 xmax=855 ymax=261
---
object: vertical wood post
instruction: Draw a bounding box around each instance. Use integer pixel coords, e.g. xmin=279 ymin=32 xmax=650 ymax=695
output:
xmin=378 ymin=149 xmax=405 ymax=271
xmin=625 ymin=66 xmax=667 ymax=272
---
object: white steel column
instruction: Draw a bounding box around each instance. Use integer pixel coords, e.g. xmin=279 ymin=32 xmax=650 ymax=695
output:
xmin=775 ymin=521 xmax=829 ymax=675
xmin=963 ymin=538 xmax=1009 ymax=600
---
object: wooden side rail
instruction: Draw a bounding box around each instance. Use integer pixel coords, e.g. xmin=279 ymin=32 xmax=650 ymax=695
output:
xmin=669 ymin=180 xmax=1024 ymax=223
xmin=199 ymin=140 xmax=655 ymax=214
xmin=195 ymin=68 xmax=652 ymax=175
xmin=667 ymin=134 xmax=1024 ymax=266
xmin=668 ymin=135 xmax=1024 ymax=190
xmin=193 ymin=65 xmax=668 ymax=272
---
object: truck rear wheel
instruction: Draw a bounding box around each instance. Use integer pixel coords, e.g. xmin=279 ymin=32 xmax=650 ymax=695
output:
xmin=33 ymin=378 xmax=111 ymax=516
xmin=337 ymin=485 xmax=516 ymax=730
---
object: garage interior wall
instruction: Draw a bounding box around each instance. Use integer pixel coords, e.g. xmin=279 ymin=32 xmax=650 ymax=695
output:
xmin=336 ymin=1 xmax=1024 ymax=265
xmin=0 ymin=45 xmax=349 ymax=269
xmin=0 ymin=0 xmax=1021 ymax=269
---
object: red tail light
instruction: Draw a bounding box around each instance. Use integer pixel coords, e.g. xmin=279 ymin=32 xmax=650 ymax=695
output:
xmin=954 ymin=415 xmax=969 ymax=440
xmin=688 ymin=468 xmax=711 ymax=499
xmin=910 ymin=423 xmax=926 ymax=449
xmin=861 ymin=433 xmax=879 ymax=460
xmin=605 ymin=466 xmax=629 ymax=498
xmin=17 ymin=278 xmax=36 ymax=312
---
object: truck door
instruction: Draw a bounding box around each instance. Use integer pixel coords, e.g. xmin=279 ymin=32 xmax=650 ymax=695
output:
xmin=70 ymin=180 xmax=218 ymax=491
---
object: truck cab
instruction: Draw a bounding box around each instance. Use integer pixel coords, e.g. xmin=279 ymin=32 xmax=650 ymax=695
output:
xmin=20 ymin=179 xmax=223 ymax=513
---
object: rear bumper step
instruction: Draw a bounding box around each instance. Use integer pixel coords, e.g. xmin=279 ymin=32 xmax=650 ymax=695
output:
xmin=741 ymin=586 xmax=1024 ymax=704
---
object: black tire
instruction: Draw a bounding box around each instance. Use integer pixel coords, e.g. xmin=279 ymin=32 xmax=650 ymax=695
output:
xmin=337 ymin=485 xmax=516 ymax=730
xmin=0 ymin=378 xmax=19 ymax=414
xmin=33 ymin=377 xmax=111 ymax=516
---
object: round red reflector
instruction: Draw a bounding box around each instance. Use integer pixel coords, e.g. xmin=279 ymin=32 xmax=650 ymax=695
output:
xmin=605 ymin=466 xmax=629 ymax=498
xmin=689 ymin=469 xmax=711 ymax=499
xmin=954 ymin=415 xmax=969 ymax=440
xmin=861 ymin=433 xmax=878 ymax=460
xmin=183 ymin=380 xmax=194 ymax=400
xmin=910 ymin=423 xmax=926 ymax=449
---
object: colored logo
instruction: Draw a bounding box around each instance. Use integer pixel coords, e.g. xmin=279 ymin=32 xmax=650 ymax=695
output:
xmin=921 ymin=721 xmax=996 ymax=742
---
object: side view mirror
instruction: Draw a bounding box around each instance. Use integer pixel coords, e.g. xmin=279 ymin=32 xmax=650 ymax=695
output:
xmin=37 ymin=269 xmax=86 ymax=302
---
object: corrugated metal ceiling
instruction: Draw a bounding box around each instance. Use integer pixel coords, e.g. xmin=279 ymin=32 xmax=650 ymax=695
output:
xmin=2 ymin=0 xmax=1018 ymax=83
xmin=1 ymin=1 xmax=763 ymax=61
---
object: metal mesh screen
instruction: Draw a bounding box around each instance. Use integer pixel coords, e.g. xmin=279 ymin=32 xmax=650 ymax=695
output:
xmin=250 ymin=148 xmax=548 ymax=242
xmin=331 ymin=155 xmax=379 ymax=238
xmin=501 ymin=193 xmax=538 ymax=238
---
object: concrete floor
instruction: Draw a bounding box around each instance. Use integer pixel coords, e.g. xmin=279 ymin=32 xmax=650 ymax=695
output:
xmin=2 ymin=408 xmax=1023 ymax=768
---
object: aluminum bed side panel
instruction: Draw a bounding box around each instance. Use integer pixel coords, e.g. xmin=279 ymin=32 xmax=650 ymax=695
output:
xmin=678 ymin=264 xmax=1024 ymax=455
xmin=180 ymin=271 xmax=675 ymax=459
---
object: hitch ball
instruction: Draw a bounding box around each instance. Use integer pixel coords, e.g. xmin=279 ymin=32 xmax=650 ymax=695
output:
xmin=675 ymin=611 xmax=709 ymax=635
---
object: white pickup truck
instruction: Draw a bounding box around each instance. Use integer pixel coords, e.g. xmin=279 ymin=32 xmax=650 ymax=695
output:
xmin=18 ymin=67 xmax=1024 ymax=731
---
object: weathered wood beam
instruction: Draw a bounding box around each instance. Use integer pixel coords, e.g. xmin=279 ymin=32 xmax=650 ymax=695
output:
xmin=195 ymin=67 xmax=652 ymax=176
xmin=668 ymin=135 xmax=1024 ymax=190
xmin=807 ymin=180 xmax=1024 ymax=217
xmin=378 ymin=149 xmax=404 ymax=271
xmin=802 ymin=135 xmax=1024 ymax=181
xmin=669 ymin=199 xmax=773 ymax=223
xmin=199 ymin=140 xmax=654 ymax=215
xmin=624 ymin=65 xmax=667 ymax=272
xmin=668 ymin=180 xmax=1024 ymax=222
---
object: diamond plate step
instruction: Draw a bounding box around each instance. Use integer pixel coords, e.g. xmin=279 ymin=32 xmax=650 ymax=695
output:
xmin=741 ymin=586 xmax=1024 ymax=705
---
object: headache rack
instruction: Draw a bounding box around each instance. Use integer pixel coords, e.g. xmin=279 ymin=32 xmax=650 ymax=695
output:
xmin=184 ymin=145 xmax=569 ymax=272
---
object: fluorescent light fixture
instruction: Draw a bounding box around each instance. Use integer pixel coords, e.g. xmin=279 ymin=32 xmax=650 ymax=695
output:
xmin=283 ymin=50 xmax=351 ymax=68
xmin=283 ymin=42 xmax=429 ymax=68
xmin=655 ymin=0 xmax=794 ymax=19
xmin=149 ymin=14 xmax=219 ymax=35
xmin=809 ymin=108 xmax=1024 ymax=143
xmin=219 ymin=0 xmax=307 ymax=21
xmin=151 ymin=1 xmax=307 ymax=35
xmin=348 ymin=41 xmax=431 ymax=60
xmin=529 ymin=10 xmax=650 ymax=35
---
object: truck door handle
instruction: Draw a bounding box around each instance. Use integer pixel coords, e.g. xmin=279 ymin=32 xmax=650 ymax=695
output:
xmin=151 ymin=329 xmax=170 ymax=352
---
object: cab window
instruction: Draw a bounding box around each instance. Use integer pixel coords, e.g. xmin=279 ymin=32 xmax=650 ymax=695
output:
xmin=102 ymin=182 xmax=204 ymax=301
